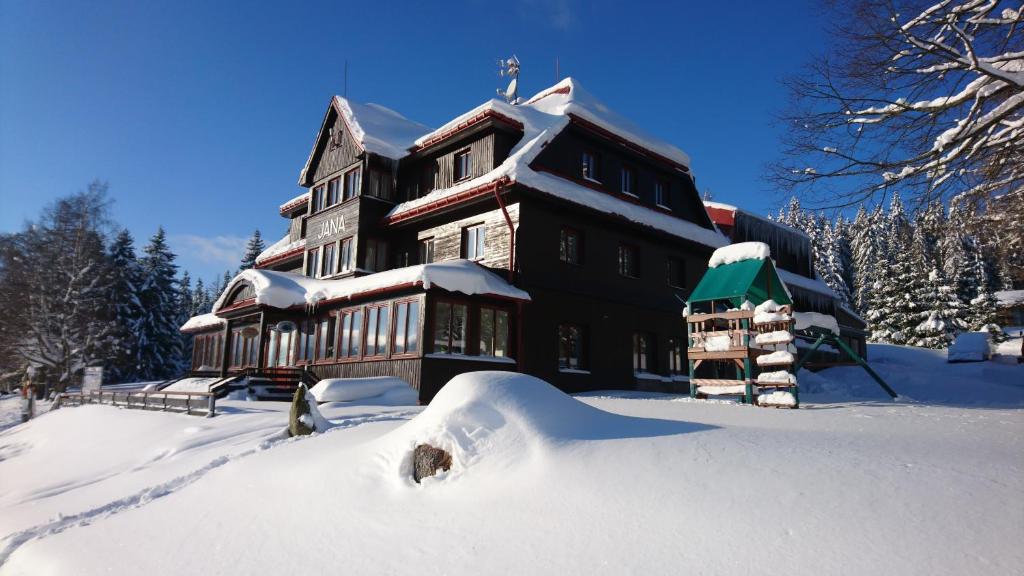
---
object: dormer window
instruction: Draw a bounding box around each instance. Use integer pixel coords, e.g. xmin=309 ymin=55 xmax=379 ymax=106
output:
xmin=655 ymin=180 xmax=669 ymax=208
xmin=621 ymin=167 xmax=636 ymax=196
xmin=582 ymin=151 xmax=599 ymax=182
xmin=454 ymin=149 xmax=472 ymax=181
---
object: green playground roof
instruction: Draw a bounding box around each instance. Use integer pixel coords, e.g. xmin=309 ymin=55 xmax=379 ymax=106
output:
xmin=688 ymin=258 xmax=792 ymax=306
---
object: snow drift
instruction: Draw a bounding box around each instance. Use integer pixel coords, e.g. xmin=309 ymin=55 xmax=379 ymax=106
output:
xmin=310 ymin=377 xmax=416 ymax=404
xmin=372 ymin=371 xmax=700 ymax=484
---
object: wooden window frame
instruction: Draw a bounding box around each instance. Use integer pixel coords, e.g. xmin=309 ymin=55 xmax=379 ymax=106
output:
xmin=655 ymin=179 xmax=670 ymax=208
xmin=365 ymin=238 xmax=388 ymax=272
xmin=620 ymin=166 xmax=637 ymax=197
xmin=391 ymin=298 xmax=423 ymax=358
xmin=343 ymin=166 xmax=362 ymax=201
xmin=558 ymin=323 xmax=588 ymax=370
xmin=668 ymin=338 xmax=684 ymax=375
xmin=312 ymin=184 xmax=326 ymax=213
xmin=431 ymin=298 xmax=470 ymax=356
xmin=335 ymin=306 xmax=365 ymax=363
xmin=419 ymin=237 xmax=435 ymax=264
xmin=327 ymin=177 xmax=340 ymax=207
xmin=454 ymin=148 xmax=472 ymax=182
xmin=313 ymin=315 xmax=337 ymax=364
xmin=617 ymin=243 xmax=640 ymax=278
xmin=462 ymin=224 xmax=486 ymax=261
xmin=478 ymin=305 xmax=511 ymax=359
xmin=581 ymin=150 xmax=600 ymax=183
xmin=306 ymin=247 xmax=321 ymax=278
xmin=559 ymin=227 xmax=582 ymax=266
xmin=338 ymin=237 xmax=354 ymax=273
xmin=321 ymin=242 xmax=336 ymax=277
xmin=363 ymin=303 xmax=391 ymax=359
xmin=633 ymin=332 xmax=655 ymax=374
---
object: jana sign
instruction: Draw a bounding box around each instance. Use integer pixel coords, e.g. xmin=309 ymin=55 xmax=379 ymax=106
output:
xmin=82 ymin=367 xmax=103 ymax=392
xmin=315 ymin=215 xmax=346 ymax=240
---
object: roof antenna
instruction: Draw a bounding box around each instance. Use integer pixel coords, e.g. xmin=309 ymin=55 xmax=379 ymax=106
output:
xmin=344 ymin=60 xmax=348 ymax=98
xmin=497 ymin=55 xmax=520 ymax=104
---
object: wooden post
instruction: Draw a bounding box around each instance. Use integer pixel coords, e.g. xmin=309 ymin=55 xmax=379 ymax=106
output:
xmin=206 ymin=394 xmax=216 ymax=418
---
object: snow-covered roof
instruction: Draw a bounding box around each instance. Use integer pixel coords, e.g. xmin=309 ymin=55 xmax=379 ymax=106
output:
xmin=703 ymin=200 xmax=811 ymax=239
xmin=708 ymin=242 xmax=771 ymax=268
xmin=996 ymin=289 xmax=1024 ymax=307
xmin=298 ymin=97 xmax=432 ymax=185
xmin=334 ymin=97 xmax=431 ymax=160
xmin=279 ymin=191 xmax=310 ymax=214
xmin=255 ymin=234 xmax=306 ymax=266
xmin=777 ymin=268 xmax=837 ymax=298
xmin=213 ymin=259 xmax=530 ymax=312
xmin=387 ymin=78 xmax=727 ymax=249
xmin=180 ymin=313 xmax=226 ymax=333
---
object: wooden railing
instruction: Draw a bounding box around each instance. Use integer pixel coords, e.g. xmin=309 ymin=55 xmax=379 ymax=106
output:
xmin=55 ymin=389 xmax=217 ymax=417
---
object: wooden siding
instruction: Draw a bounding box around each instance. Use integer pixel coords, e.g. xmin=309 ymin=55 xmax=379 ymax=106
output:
xmin=312 ymin=359 xmax=422 ymax=392
xmin=311 ymin=112 xmax=363 ymax=183
xmin=305 ymin=197 xmax=362 ymax=251
xmin=415 ymin=203 xmax=519 ymax=270
xmin=288 ymin=215 xmax=304 ymax=243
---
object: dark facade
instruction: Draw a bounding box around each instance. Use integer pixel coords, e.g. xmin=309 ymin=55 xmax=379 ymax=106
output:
xmin=184 ymin=82 xmax=738 ymax=402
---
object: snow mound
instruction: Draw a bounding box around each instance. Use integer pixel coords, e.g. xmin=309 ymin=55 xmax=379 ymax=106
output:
xmin=753 ymin=299 xmax=791 ymax=325
xmin=161 ymin=377 xmax=220 ymax=393
xmin=758 ymin=390 xmax=797 ymax=407
xmin=373 ymin=372 xmax=683 ymax=484
xmin=947 ymin=332 xmax=993 ymax=362
xmin=757 ymin=350 xmax=795 ymax=366
xmin=709 ymin=241 xmax=771 ymax=268
xmin=755 ymin=330 xmax=794 ymax=345
xmin=758 ymin=370 xmax=797 ymax=385
xmin=310 ymin=377 xmax=415 ymax=403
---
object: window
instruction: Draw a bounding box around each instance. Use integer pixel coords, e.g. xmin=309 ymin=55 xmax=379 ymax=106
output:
xmin=366 ymin=239 xmax=388 ymax=272
xmin=667 ymin=257 xmax=685 ymax=288
xmin=559 ymin=227 xmax=581 ymax=265
xmin=621 ymin=167 xmax=636 ymax=196
xmin=479 ymin=307 xmax=510 ymax=357
xmin=633 ymin=332 xmax=654 ymax=373
xmin=463 ymin=225 xmax=486 ymax=260
xmin=295 ymin=320 xmax=315 ymax=364
xmin=396 ymin=251 xmax=410 ymax=268
xmin=316 ymin=317 xmax=336 ymax=361
xmin=655 ymin=180 xmax=669 ymax=207
xmin=337 ymin=308 xmax=363 ymax=359
xmin=339 ymin=237 xmax=353 ymax=273
xmin=618 ymin=244 xmax=639 ymax=278
xmin=558 ymin=324 xmax=587 ymax=370
xmin=268 ymin=328 xmax=294 ymax=367
xmin=312 ymin=185 xmax=325 ymax=212
xmin=306 ymin=247 xmax=321 ymax=277
xmin=433 ymin=301 xmax=467 ymax=354
xmin=668 ymin=338 xmax=684 ymax=375
xmin=327 ymin=177 xmax=340 ymax=206
xmin=419 ymin=238 xmax=435 ymax=264
xmin=343 ymin=167 xmax=361 ymax=201
xmin=367 ymin=170 xmax=393 ymax=200
xmin=393 ymin=300 xmax=421 ymax=355
xmin=364 ymin=305 xmax=390 ymax=357
xmin=321 ymin=242 xmax=336 ymax=277
xmin=454 ymin=149 xmax=472 ymax=181
xmin=582 ymin=151 xmax=598 ymax=181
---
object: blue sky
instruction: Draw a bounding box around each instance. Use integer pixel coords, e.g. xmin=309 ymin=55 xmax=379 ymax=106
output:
xmin=0 ymin=0 xmax=826 ymax=282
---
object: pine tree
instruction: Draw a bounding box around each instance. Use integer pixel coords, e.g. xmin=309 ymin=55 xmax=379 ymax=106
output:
xmin=239 ymin=230 xmax=265 ymax=271
xmin=192 ymin=278 xmax=212 ymax=315
xmin=178 ymin=271 xmax=195 ymax=373
xmin=818 ymin=219 xmax=854 ymax=309
xmin=867 ymin=194 xmax=913 ymax=344
xmin=137 ymin=228 xmax=183 ymax=380
xmin=105 ymin=229 xmax=146 ymax=383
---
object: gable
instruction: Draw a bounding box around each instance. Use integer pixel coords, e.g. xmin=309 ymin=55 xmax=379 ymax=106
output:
xmin=300 ymin=105 xmax=364 ymax=187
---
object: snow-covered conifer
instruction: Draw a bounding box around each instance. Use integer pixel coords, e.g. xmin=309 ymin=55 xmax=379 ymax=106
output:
xmin=239 ymin=230 xmax=265 ymax=271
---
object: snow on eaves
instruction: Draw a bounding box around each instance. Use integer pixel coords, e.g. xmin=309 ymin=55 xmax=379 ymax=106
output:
xmin=388 ymin=79 xmax=727 ymax=249
xmin=279 ymin=191 xmax=310 ymax=213
xmin=180 ymin=313 xmax=226 ymax=333
xmin=213 ymin=259 xmax=530 ymax=313
xmin=256 ymin=234 xmax=306 ymax=266
xmin=703 ymin=200 xmax=811 ymax=239
xmin=334 ymin=97 xmax=431 ymax=160
xmin=777 ymin=268 xmax=837 ymax=299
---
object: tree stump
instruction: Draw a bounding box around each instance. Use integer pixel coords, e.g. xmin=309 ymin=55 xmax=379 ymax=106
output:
xmin=412 ymin=444 xmax=452 ymax=483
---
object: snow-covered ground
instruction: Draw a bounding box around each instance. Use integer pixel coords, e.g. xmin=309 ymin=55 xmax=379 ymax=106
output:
xmin=0 ymin=344 xmax=1021 ymax=576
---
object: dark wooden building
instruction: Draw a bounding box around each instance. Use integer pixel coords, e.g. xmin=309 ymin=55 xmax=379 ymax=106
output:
xmin=182 ymin=78 xmax=733 ymax=402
